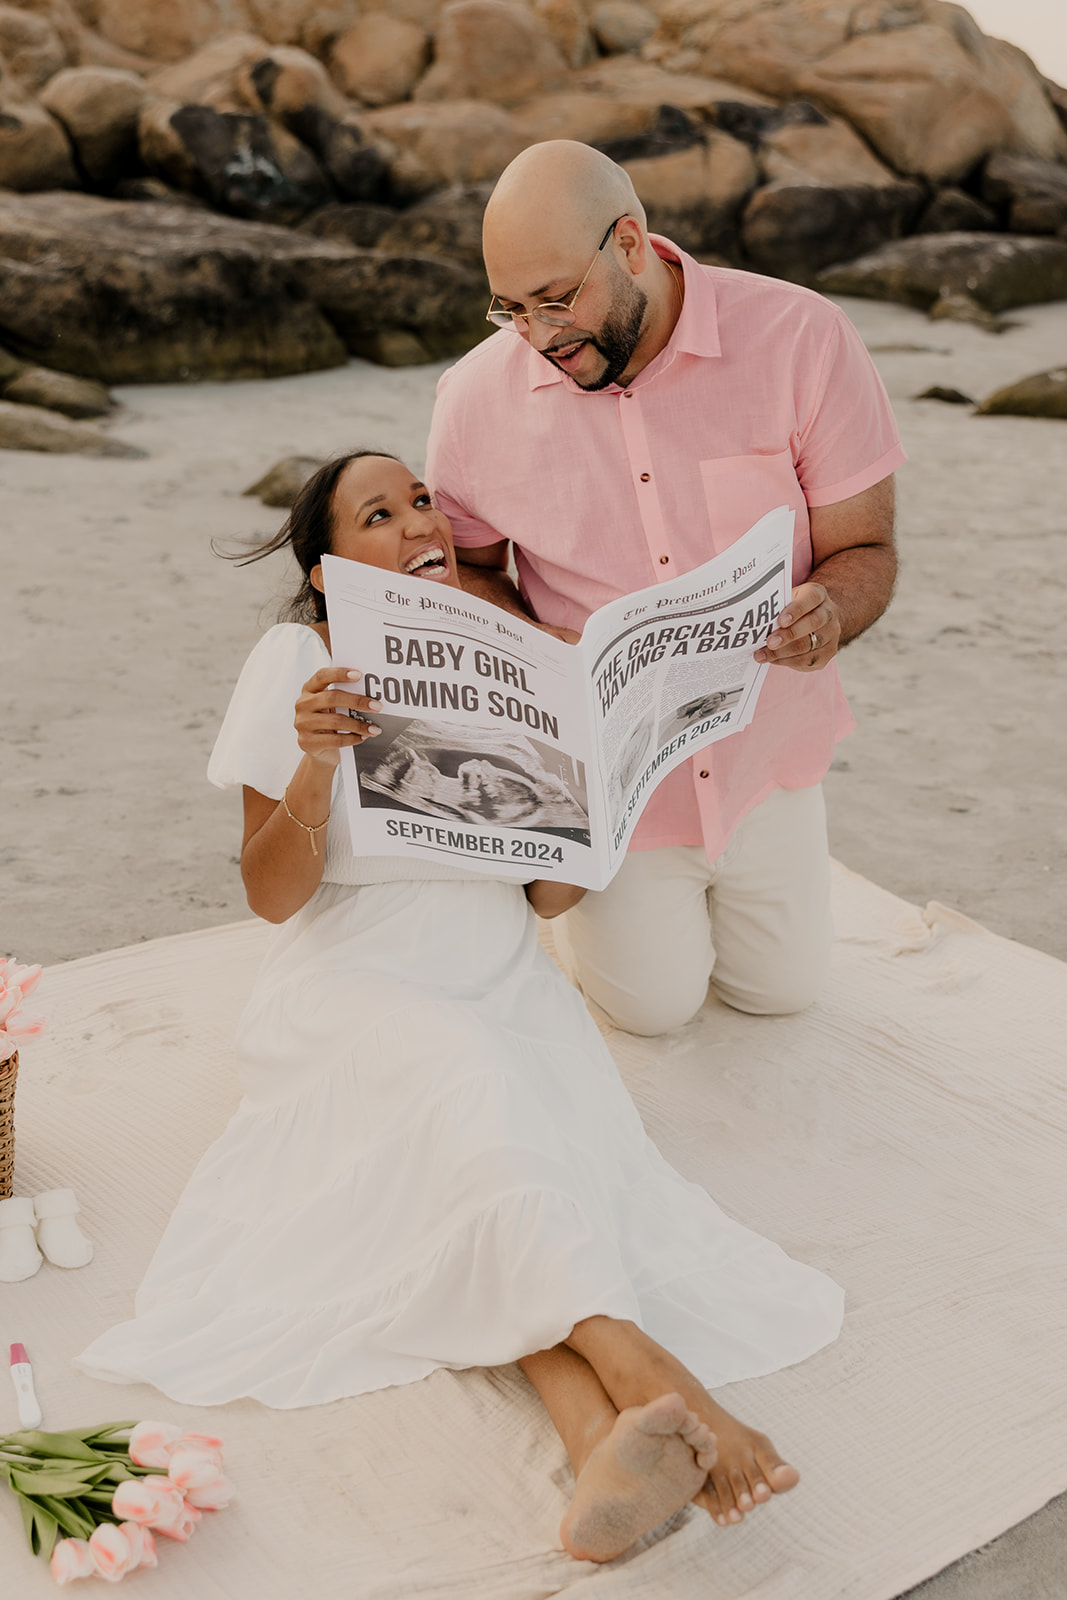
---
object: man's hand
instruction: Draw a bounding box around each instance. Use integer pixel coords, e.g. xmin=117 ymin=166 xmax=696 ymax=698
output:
xmin=753 ymin=582 xmax=838 ymax=671
xmin=754 ymin=474 xmax=897 ymax=674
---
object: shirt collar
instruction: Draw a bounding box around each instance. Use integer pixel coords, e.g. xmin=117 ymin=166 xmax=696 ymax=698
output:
xmin=525 ymin=234 xmax=721 ymax=393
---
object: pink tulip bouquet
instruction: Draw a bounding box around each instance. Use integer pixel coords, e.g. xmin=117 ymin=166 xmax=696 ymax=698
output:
xmin=0 ymin=958 xmax=45 ymax=1061
xmin=0 ymin=1419 xmax=235 ymax=1584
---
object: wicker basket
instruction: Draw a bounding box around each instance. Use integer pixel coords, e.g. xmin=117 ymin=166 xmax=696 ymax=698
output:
xmin=0 ymin=1048 xmax=17 ymax=1200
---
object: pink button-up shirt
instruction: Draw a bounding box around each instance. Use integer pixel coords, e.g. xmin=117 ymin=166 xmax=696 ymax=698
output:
xmin=426 ymin=240 xmax=906 ymax=861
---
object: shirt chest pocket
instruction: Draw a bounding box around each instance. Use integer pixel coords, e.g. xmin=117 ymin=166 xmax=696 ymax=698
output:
xmin=698 ymin=450 xmax=810 ymax=574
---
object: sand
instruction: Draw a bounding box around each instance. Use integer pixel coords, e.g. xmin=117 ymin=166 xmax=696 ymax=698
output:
xmin=4 ymin=293 xmax=1064 ymax=966
xmin=2 ymin=293 xmax=1065 ymax=1595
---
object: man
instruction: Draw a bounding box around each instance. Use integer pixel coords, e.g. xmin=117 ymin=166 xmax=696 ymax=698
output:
xmin=425 ymin=140 xmax=904 ymax=1035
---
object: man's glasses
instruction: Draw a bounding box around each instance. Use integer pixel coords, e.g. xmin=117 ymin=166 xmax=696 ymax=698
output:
xmin=485 ymin=216 xmax=626 ymax=330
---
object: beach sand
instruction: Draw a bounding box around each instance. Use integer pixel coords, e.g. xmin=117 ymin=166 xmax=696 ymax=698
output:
xmin=2 ymin=293 xmax=1065 ymax=1596
xmin=4 ymin=294 xmax=1064 ymax=966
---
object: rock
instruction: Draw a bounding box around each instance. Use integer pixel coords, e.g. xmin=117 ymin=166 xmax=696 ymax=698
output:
xmin=575 ymin=56 xmax=772 ymax=115
xmin=742 ymin=179 xmax=924 ymax=283
xmin=2 ymin=365 xmax=115 ymax=417
xmin=0 ymin=5 xmax=67 ymax=90
xmin=596 ymin=102 xmax=705 ymax=163
xmin=145 ymin=31 xmax=270 ymax=111
xmin=914 ymin=187 xmax=996 ymax=234
xmin=510 ymin=92 xmax=660 ymax=149
xmin=623 ymin=131 xmax=759 ymax=258
xmin=592 ymin=1 xmax=656 ymax=56
xmin=299 ymin=201 xmax=400 ymax=248
xmin=0 ymin=191 xmax=349 ymax=381
xmin=296 ymin=0 xmax=363 ymax=61
xmin=758 ymin=117 xmax=900 ymax=189
xmin=362 ymin=100 xmax=523 ymax=191
xmin=92 ymin=0 xmax=250 ymax=64
xmin=913 ymin=385 xmax=975 ymax=405
xmin=239 ymin=41 xmax=350 ymax=122
xmin=112 ymin=174 xmax=207 ymax=205
xmin=415 ymin=0 xmax=568 ymax=106
xmin=305 ymin=248 xmax=489 ymax=362
xmin=976 ymin=366 xmax=1067 ymax=418
xmin=282 ymin=109 xmax=394 ymax=204
xmin=816 ymin=232 xmax=1067 ymax=313
xmin=712 ymin=98 xmax=827 ymax=152
xmin=141 ymin=101 xmax=331 ymax=223
xmin=377 ymin=182 xmax=492 ymax=276
xmin=0 ymin=64 xmax=78 ymax=190
xmin=926 ymin=291 xmax=1008 ymax=333
xmin=69 ymin=21 xmax=154 ymax=77
xmin=0 ymin=343 xmax=24 ymax=382
xmin=38 ymin=65 xmax=149 ymax=187
xmin=982 ymin=152 xmax=1067 ymax=236
xmin=529 ymin=0 xmax=593 ymax=72
xmin=0 ymin=398 xmax=143 ymax=456
xmin=243 ymin=453 xmax=325 ymax=505
xmin=330 ymin=14 xmax=429 ymax=106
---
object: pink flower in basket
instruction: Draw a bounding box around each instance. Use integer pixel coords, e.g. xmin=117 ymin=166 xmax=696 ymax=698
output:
xmin=0 ymin=958 xmax=45 ymax=1061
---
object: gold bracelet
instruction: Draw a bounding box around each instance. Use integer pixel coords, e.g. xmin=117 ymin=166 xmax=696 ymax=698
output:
xmin=281 ymin=788 xmax=330 ymax=856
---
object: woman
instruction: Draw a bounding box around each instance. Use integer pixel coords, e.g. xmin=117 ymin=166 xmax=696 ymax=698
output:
xmin=77 ymin=451 xmax=843 ymax=1562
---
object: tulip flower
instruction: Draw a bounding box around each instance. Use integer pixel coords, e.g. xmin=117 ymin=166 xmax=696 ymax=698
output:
xmin=50 ymin=1539 xmax=96 ymax=1585
xmin=88 ymin=1523 xmax=138 ymax=1583
xmin=111 ymin=1475 xmax=188 ymax=1531
xmin=184 ymin=1473 xmax=236 ymax=1511
xmin=127 ymin=1421 xmax=182 ymax=1470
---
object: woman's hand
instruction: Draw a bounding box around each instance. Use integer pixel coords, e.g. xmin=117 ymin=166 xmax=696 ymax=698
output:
xmin=295 ymin=667 xmax=383 ymax=767
xmin=525 ymin=880 xmax=586 ymax=919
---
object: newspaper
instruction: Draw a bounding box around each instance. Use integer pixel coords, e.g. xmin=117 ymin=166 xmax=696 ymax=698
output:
xmin=322 ymin=503 xmax=793 ymax=890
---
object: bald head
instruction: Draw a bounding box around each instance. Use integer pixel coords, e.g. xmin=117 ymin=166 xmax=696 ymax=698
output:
xmin=483 ymin=141 xmax=646 ymax=291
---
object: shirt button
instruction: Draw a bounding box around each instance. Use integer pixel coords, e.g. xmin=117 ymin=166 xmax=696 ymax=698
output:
xmin=699 ymin=769 xmax=709 ymax=779
xmin=659 ymin=555 xmax=669 ymax=565
xmin=623 ymin=391 xmax=633 ymax=398
xmin=640 ymin=472 xmax=650 ymax=482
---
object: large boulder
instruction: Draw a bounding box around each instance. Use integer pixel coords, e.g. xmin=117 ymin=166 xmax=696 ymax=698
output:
xmin=0 ymin=64 xmax=79 ymax=189
xmin=757 ymin=116 xmax=900 ymax=188
xmin=623 ymin=130 xmax=758 ymax=257
xmin=415 ymin=0 xmax=569 ymax=106
xmin=238 ymin=40 xmax=350 ymax=121
xmin=982 ymin=153 xmax=1067 ymax=236
xmin=2 ymin=364 xmax=115 ymax=416
xmin=144 ymin=30 xmax=269 ymax=110
xmin=649 ymin=0 xmax=1067 ymax=184
xmin=362 ymin=99 xmax=523 ymax=192
xmin=0 ymin=4 xmax=67 ymax=89
xmin=914 ymin=187 xmax=996 ymax=234
xmin=244 ymin=452 xmax=325 ymax=504
xmin=592 ymin=1 xmax=657 ymax=57
xmin=575 ymin=56 xmax=774 ymax=115
xmin=529 ymin=0 xmax=594 ymax=72
xmin=303 ymin=247 xmax=489 ymax=363
xmin=0 ymin=397 xmax=143 ymax=455
xmin=976 ymin=367 xmax=1067 ymax=418
xmin=816 ymin=231 xmax=1067 ymax=313
xmin=0 ymin=191 xmax=349 ymax=380
xmin=329 ymin=13 xmax=429 ymax=106
xmin=38 ymin=65 xmax=149 ymax=187
xmin=377 ymin=182 xmax=491 ymax=276
xmin=298 ymin=199 xmax=399 ymax=247
xmin=741 ymin=178 xmax=924 ymax=282
xmin=510 ymin=92 xmax=662 ymax=149
xmin=140 ymin=99 xmax=332 ymax=222
xmin=91 ymin=0 xmax=259 ymax=64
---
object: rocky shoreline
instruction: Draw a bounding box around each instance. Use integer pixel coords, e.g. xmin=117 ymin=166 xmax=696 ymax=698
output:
xmin=1 ymin=0 xmax=1067 ymax=445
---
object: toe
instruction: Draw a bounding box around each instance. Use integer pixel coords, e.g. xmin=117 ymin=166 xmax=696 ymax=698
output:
xmin=692 ymin=1482 xmax=729 ymax=1527
xmin=728 ymin=1466 xmax=753 ymax=1513
xmin=753 ymin=1437 xmax=799 ymax=1494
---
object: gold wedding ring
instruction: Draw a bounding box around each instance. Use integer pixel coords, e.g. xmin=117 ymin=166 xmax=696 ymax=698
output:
xmin=809 ymin=631 xmax=819 ymax=653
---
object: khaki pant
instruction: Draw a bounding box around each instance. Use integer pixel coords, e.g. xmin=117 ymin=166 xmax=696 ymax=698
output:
xmin=559 ymin=784 xmax=833 ymax=1036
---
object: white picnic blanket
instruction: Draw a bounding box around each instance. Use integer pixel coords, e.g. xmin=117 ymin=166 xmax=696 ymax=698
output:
xmin=2 ymin=861 xmax=1065 ymax=1599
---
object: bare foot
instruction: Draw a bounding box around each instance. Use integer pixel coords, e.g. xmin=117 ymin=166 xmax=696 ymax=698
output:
xmin=560 ymin=1392 xmax=717 ymax=1563
xmin=690 ymin=1401 xmax=799 ymax=1527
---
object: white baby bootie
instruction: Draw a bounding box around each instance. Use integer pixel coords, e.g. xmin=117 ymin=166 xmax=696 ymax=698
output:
xmin=33 ymin=1188 xmax=94 ymax=1269
xmin=0 ymin=1195 xmax=44 ymax=1282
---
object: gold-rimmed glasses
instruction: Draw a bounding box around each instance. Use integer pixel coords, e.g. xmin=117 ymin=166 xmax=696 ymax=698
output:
xmin=485 ymin=216 xmax=626 ymax=330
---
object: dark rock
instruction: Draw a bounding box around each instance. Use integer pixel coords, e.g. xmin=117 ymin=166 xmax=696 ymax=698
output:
xmin=913 ymin=385 xmax=975 ymax=405
xmin=976 ymin=367 xmax=1067 ymax=418
xmin=816 ymin=232 xmax=1067 ymax=312
xmin=927 ymin=291 xmax=1009 ymax=332
xmin=0 ymin=192 xmax=349 ymax=382
xmin=0 ymin=399 xmax=144 ymax=456
xmin=915 ymin=188 xmax=996 ymax=234
xmin=0 ymin=67 xmax=79 ymax=191
xmin=275 ymin=106 xmax=393 ymax=206
xmin=161 ymin=104 xmax=332 ymax=224
xmin=742 ymin=180 xmax=924 ymax=283
xmin=595 ymin=103 xmax=704 ymax=163
xmin=2 ymin=366 xmax=115 ymax=418
xmin=244 ymin=455 xmax=326 ymax=507
xmin=112 ymin=176 xmax=207 ymax=206
xmin=0 ymin=343 xmax=24 ymax=383
xmin=38 ymin=66 xmax=149 ymax=190
xmin=377 ymin=183 xmax=493 ymax=278
xmin=299 ymin=203 xmax=401 ymax=249
xmin=982 ymin=152 xmax=1067 ymax=236
xmin=624 ymin=132 xmax=758 ymax=258
xmin=305 ymin=250 xmax=490 ymax=364
xmin=711 ymin=99 xmax=827 ymax=152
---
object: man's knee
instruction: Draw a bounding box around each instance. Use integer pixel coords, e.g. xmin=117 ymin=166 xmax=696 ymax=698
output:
xmin=710 ymin=942 xmax=831 ymax=1017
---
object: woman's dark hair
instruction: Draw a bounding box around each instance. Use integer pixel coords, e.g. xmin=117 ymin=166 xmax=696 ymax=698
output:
xmin=223 ymin=448 xmax=400 ymax=622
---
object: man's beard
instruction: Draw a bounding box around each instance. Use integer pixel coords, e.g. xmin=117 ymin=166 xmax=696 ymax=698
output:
xmin=547 ymin=283 xmax=648 ymax=391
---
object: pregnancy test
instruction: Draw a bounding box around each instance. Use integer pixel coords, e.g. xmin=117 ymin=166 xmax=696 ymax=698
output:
xmin=9 ymin=1343 xmax=42 ymax=1429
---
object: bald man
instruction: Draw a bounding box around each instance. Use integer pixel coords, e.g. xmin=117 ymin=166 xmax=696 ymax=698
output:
xmin=425 ymin=141 xmax=904 ymax=1036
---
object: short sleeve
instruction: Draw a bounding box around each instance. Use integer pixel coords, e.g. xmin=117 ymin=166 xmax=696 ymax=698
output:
xmin=207 ymin=623 xmax=330 ymax=798
xmin=427 ymin=364 xmax=508 ymax=548
xmin=795 ymin=305 xmax=907 ymax=509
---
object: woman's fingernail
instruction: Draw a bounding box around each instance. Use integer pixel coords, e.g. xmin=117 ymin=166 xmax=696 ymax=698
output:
xmin=366 ymin=725 xmax=381 ymax=736
xmin=346 ymin=670 xmax=362 ymax=681
xmin=368 ymin=700 xmax=382 ymax=711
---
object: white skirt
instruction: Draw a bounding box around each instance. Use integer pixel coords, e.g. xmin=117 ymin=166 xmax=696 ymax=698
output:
xmin=76 ymin=879 xmax=843 ymax=1408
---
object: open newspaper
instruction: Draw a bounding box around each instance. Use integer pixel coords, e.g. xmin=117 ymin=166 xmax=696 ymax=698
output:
xmin=322 ymin=503 xmax=793 ymax=890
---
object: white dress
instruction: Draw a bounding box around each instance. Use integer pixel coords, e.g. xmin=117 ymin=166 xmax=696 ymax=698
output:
xmin=76 ymin=624 xmax=843 ymax=1408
